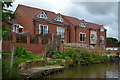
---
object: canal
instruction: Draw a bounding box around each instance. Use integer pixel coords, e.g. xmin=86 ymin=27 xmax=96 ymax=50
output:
xmin=42 ymin=62 xmax=119 ymax=78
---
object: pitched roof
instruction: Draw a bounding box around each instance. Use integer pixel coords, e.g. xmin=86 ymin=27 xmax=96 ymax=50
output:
xmin=16 ymin=4 xmax=69 ymax=25
xmin=86 ymin=21 xmax=103 ymax=29
xmin=16 ymin=4 xmax=103 ymax=29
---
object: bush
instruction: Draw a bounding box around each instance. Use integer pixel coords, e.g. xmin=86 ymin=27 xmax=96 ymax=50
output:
xmin=51 ymin=50 xmax=65 ymax=59
xmin=14 ymin=46 xmax=46 ymax=63
xmin=65 ymin=57 xmax=73 ymax=66
xmin=2 ymin=46 xmax=46 ymax=78
xmin=64 ymin=48 xmax=114 ymax=66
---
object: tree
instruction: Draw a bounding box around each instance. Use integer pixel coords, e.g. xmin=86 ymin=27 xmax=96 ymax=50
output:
xmin=2 ymin=1 xmax=16 ymax=40
xmin=2 ymin=2 xmax=16 ymax=21
xmin=106 ymin=37 xmax=118 ymax=44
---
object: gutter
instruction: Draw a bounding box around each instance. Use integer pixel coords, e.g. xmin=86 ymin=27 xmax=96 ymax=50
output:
xmin=33 ymin=19 xmax=69 ymax=27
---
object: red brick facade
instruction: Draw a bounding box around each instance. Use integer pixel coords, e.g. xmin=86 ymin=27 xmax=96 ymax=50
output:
xmin=2 ymin=4 xmax=107 ymax=55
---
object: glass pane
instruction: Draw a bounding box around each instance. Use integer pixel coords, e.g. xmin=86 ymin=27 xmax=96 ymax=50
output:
xmin=80 ymin=34 xmax=82 ymax=41
xmin=40 ymin=25 xmax=43 ymax=34
xmin=44 ymin=26 xmax=48 ymax=34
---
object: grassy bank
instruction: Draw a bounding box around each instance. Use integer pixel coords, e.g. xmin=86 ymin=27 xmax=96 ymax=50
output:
xmin=2 ymin=47 xmax=114 ymax=78
xmin=50 ymin=48 xmax=114 ymax=67
xmin=2 ymin=46 xmax=46 ymax=79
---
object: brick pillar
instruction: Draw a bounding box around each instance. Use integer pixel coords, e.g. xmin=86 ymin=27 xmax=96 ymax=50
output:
xmin=88 ymin=29 xmax=90 ymax=49
xmin=38 ymin=37 xmax=42 ymax=44
xmin=12 ymin=33 xmax=16 ymax=42
xmin=97 ymin=30 xmax=100 ymax=47
xmin=48 ymin=38 xmax=51 ymax=43
xmin=27 ymin=36 xmax=30 ymax=44
xmin=104 ymin=30 xmax=107 ymax=48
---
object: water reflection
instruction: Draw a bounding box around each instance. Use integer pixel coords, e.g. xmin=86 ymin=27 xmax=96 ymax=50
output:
xmin=43 ymin=62 xmax=119 ymax=78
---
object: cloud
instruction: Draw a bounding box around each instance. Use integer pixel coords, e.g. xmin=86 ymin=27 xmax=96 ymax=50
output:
xmin=9 ymin=1 xmax=118 ymax=39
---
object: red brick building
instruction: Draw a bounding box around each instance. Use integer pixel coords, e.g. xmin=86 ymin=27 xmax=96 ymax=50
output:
xmin=2 ymin=4 xmax=106 ymax=55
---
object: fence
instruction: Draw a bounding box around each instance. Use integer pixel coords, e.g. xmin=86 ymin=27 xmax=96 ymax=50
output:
xmin=45 ymin=40 xmax=60 ymax=53
xmin=63 ymin=43 xmax=108 ymax=55
xmin=2 ymin=33 xmax=60 ymax=56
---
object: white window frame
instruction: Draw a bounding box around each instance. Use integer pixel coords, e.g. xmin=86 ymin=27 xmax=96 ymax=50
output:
xmin=100 ymin=36 xmax=104 ymax=44
xmin=12 ymin=24 xmax=23 ymax=33
xmin=79 ymin=32 xmax=86 ymax=42
xmin=39 ymin=24 xmax=48 ymax=34
xmin=79 ymin=22 xmax=87 ymax=27
xmin=54 ymin=15 xmax=64 ymax=22
xmin=57 ymin=27 xmax=65 ymax=38
xmin=37 ymin=11 xmax=48 ymax=19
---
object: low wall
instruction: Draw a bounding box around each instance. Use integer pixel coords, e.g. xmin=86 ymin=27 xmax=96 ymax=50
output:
xmin=2 ymin=41 xmax=13 ymax=52
xmin=15 ymin=43 xmax=45 ymax=56
xmin=19 ymin=60 xmax=46 ymax=70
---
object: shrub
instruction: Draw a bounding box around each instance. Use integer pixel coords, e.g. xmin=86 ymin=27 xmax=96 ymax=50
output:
xmin=51 ymin=50 xmax=65 ymax=59
xmin=65 ymin=57 xmax=73 ymax=66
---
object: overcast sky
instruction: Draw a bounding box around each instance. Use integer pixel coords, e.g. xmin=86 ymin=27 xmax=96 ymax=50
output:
xmin=9 ymin=0 xmax=118 ymax=39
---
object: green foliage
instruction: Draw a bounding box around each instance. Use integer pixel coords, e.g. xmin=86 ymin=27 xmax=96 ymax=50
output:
xmin=2 ymin=25 xmax=11 ymax=40
xmin=14 ymin=46 xmax=46 ymax=63
xmin=65 ymin=57 xmax=73 ymax=66
xmin=2 ymin=59 xmax=10 ymax=78
xmin=106 ymin=37 xmax=118 ymax=44
xmin=2 ymin=46 xmax=46 ymax=78
xmin=2 ymin=1 xmax=17 ymax=40
xmin=51 ymin=50 xmax=65 ymax=59
xmin=51 ymin=48 xmax=113 ymax=66
xmin=2 ymin=2 xmax=17 ymax=21
xmin=2 ymin=11 xmax=17 ymax=21
xmin=2 ymin=53 xmax=21 ymax=79
xmin=64 ymin=48 xmax=114 ymax=66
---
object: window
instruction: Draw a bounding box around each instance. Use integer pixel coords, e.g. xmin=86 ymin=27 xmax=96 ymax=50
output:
xmin=100 ymin=36 xmax=104 ymax=44
xmin=39 ymin=25 xmax=48 ymax=34
xmin=79 ymin=22 xmax=87 ymax=27
xmin=37 ymin=11 xmax=47 ymax=19
xmin=54 ymin=15 xmax=64 ymax=22
xmin=80 ymin=33 xmax=86 ymax=42
xmin=12 ymin=24 xmax=23 ymax=33
xmin=12 ymin=25 xmax=14 ymax=31
xmin=16 ymin=34 xmax=27 ymax=43
xmin=91 ymin=34 xmax=96 ymax=39
xmin=57 ymin=27 xmax=65 ymax=38
xmin=30 ymin=36 xmax=38 ymax=44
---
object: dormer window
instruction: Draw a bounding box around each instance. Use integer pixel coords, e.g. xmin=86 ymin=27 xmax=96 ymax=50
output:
xmin=100 ymin=27 xmax=104 ymax=31
xmin=36 ymin=11 xmax=48 ymax=19
xmin=12 ymin=24 xmax=23 ymax=33
xmin=54 ymin=15 xmax=64 ymax=22
xmin=79 ymin=22 xmax=87 ymax=27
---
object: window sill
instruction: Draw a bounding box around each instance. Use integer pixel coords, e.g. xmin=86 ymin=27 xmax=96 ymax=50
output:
xmin=80 ymin=41 xmax=86 ymax=43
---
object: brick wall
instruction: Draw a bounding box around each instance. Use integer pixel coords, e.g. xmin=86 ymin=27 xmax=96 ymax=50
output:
xmin=2 ymin=41 xmax=13 ymax=52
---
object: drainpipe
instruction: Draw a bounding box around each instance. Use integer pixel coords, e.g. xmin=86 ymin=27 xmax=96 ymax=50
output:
xmin=66 ymin=27 xmax=69 ymax=43
xmin=33 ymin=20 xmax=36 ymax=34
xmin=88 ymin=28 xmax=91 ymax=49
xmin=75 ymin=26 xmax=77 ymax=42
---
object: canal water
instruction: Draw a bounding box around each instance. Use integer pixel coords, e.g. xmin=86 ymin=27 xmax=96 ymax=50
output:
xmin=43 ymin=62 xmax=119 ymax=78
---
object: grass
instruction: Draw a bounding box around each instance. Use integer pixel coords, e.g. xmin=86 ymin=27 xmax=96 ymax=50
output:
xmin=2 ymin=47 xmax=114 ymax=78
xmin=51 ymin=48 xmax=114 ymax=66
xmin=2 ymin=46 xmax=46 ymax=78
